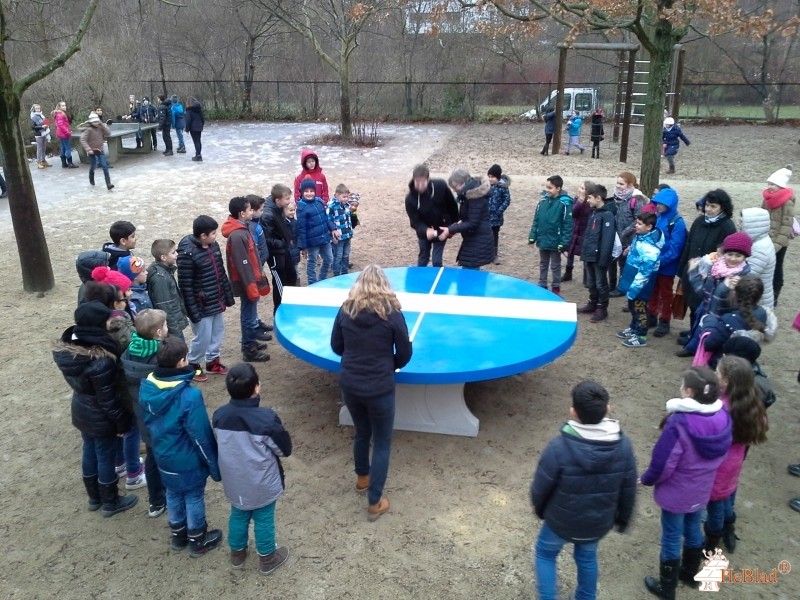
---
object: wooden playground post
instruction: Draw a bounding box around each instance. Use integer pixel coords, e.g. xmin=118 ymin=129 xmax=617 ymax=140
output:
xmin=552 ymin=47 xmax=567 ymax=155
xmin=620 ymin=49 xmax=637 ymax=163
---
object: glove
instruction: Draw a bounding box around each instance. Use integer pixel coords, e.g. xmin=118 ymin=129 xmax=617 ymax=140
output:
xmin=528 ymin=239 xmax=536 ymax=245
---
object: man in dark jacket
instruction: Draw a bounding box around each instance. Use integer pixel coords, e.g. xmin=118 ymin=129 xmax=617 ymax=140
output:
xmin=541 ymin=109 xmax=556 ymax=155
xmin=177 ymin=215 xmax=235 ymax=380
xmin=185 ymin=98 xmax=205 ymax=161
xmin=405 ymin=164 xmax=458 ymax=267
xmin=52 ymin=301 xmax=138 ymax=517
xmin=261 ymin=183 xmax=298 ymax=312
xmin=442 ymin=168 xmax=495 ymax=269
xmin=577 ymin=184 xmax=617 ymax=323
xmin=531 ymin=381 xmax=637 ymax=600
xmin=136 ymin=96 xmax=158 ymax=150
xmin=156 ymin=94 xmax=173 ymax=156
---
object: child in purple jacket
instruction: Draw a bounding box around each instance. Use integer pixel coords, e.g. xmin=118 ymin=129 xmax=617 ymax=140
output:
xmin=640 ymin=366 xmax=732 ymax=599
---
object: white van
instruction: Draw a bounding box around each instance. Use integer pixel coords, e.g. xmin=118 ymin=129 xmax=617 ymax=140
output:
xmin=520 ymin=88 xmax=599 ymax=120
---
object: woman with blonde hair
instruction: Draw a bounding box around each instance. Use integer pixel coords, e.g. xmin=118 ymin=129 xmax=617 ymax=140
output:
xmin=51 ymin=101 xmax=78 ymax=168
xmin=330 ymin=265 xmax=412 ymax=521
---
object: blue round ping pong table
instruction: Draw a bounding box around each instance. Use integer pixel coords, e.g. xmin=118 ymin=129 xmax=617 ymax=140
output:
xmin=275 ymin=267 xmax=577 ymax=436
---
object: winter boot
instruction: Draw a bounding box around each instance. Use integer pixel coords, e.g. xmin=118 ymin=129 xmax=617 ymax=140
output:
xmin=541 ymin=144 xmax=549 ymax=156
xmin=679 ymin=546 xmax=704 ymax=588
xmin=667 ymin=166 xmax=675 ymax=175
xmin=703 ymin=522 xmax=722 ymax=554
xmin=590 ymin=308 xmax=608 ymax=323
xmin=89 ymin=171 xmax=95 ymax=186
xmin=104 ymin=172 xmax=114 ymax=191
xmin=177 ymin=146 xmax=186 ymax=153
xmin=243 ymin=342 xmax=270 ymax=362
xmin=61 ymin=156 xmax=68 ymax=168
xmin=562 ymin=267 xmax=573 ymax=282
xmin=192 ymin=155 xmax=203 ymax=162
xmin=230 ymin=548 xmax=247 ymax=568
xmin=170 ymin=522 xmax=188 ymax=551
xmin=258 ymin=546 xmax=289 ymax=575
xmin=647 ymin=312 xmax=658 ymax=329
xmin=99 ymin=480 xmax=138 ymax=517
xmin=37 ymin=161 xmax=46 ymax=169
xmin=644 ymin=559 xmax=680 ymax=600
xmin=722 ymin=516 xmax=737 ymax=553
xmin=187 ymin=522 xmax=223 ymax=558
xmin=67 ymin=156 xmax=79 ymax=169
xmin=577 ymin=302 xmax=597 ymax=314
xmin=163 ymin=150 xmax=174 ymax=156
xmin=653 ymin=319 xmax=671 ymax=337
xmin=82 ymin=475 xmax=102 ymax=511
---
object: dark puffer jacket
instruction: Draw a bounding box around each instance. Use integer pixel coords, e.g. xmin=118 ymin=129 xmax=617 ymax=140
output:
xmin=53 ymin=329 xmax=131 ymax=438
xmin=296 ymin=197 xmax=334 ymax=249
xmin=567 ymin=198 xmax=592 ymax=257
xmin=581 ymin=203 xmax=616 ymax=267
xmin=405 ymin=178 xmax=459 ymax=239
xmin=449 ymin=178 xmax=495 ymax=268
xmin=261 ymin=195 xmax=295 ymax=270
xmin=185 ymin=101 xmax=205 ymax=132
xmin=530 ymin=424 xmax=638 ymax=543
xmin=177 ymin=234 xmax=234 ymax=323
xmin=678 ymin=215 xmax=737 ymax=310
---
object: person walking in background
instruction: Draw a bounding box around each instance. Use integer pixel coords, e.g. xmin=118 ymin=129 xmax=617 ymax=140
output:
xmin=761 ymin=165 xmax=795 ymax=306
xmin=590 ymin=108 xmax=604 ymax=159
xmin=171 ymin=95 xmax=186 ymax=153
xmin=185 ymin=97 xmax=205 ymax=162
xmin=30 ymin=104 xmax=51 ymax=169
xmin=157 ymin=94 xmax=173 ymax=156
xmin=564 ymin=110 xmax=585 ymax=155
xmin=78 ymin=113 xmax=114 ymax=191
xmin=52 ymin=101 xmax=78 ymax=169
xmin=330 ymin=265 xmax=412 ymax=522
xmin=662 ymin=117 xmax=690 ymax=175
xmin=563 ymin=180 xmax=592 ymax=282
xmin=540 ymin=109 xmax=556 ymax=156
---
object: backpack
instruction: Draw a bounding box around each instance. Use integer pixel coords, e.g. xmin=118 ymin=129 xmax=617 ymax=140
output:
xmin=753 ymin=363 xmax=776 ymax=409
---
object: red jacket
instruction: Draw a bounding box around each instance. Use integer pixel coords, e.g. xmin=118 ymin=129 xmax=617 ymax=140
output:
xmin=220 ymin=216 xmax=270 ymax=301
xmin=293 ymin=148 xmax=329 ymax=204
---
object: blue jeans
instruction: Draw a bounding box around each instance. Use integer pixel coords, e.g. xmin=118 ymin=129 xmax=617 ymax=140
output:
xmin=59 ymin=138 xmax=71 ymax=158
xmin=175 ymin=127 xmax=185 ymax=149
xmin=417 ymin=237 xmax=446 ymax=267
xmin=306 ymin=243 xmax=333 ymax=285
xmin=332 ymin=238 xmax=351 ymax=276
xmin=81 ymin=433 xmax=118 ymax=485
xmin=344 ymin=389 xmax=395 ymax=505
xmin=115 ymin=423 xmax=142 ymax=477
xmin=166 ymin=484 xmax=207 ymax=530
xmin=706 ymin=490 xmax=737 ymax=537
xmin=660 ymin=509 xmax=704 ymax=561
xmin=229 ymin=502 xmax=277 ymax=555
xmin=239 ymin=295 xmax=259 ymax=349
xmin=535 ymin=521 xmax=599 ymax=600
xmin=89 ymin=151 xmax=110 ymax=179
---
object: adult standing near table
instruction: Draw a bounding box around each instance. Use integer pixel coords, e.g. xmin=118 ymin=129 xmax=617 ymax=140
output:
xmin=156 ymin=94 xmax=173 ymax=156
xmin=52 ymin=101 xmax=78 ymax=169
xmin=185 ymin=97 xmax=205 ymax=162
xmin=405 ymin=164 xmax=458 ymax=267
xmin=30 ymin=104 xmax=51 ymax=169
xmin=330 ymin=265 xmax=412 ymax=521
xmin=137 ymin=97 xmax=158 ymax=151
xmin=441 ymin=168 xmax=495 ymax=270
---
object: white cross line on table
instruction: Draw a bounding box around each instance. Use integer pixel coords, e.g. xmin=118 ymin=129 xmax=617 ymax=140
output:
xmin=407 ymin=266 xmax=446 ymax=342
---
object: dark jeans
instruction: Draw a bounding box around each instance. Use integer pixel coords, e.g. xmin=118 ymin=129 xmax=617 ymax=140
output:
xmin=585 ymin=262 xmax=609 ymax=308
xmin=81 ymin=433 xmax=117 ymax=485
xmin=270 ymin=256 xmax=298 ymax=314
xmin=144 ymin=445 xmax=166 ymax=507
xmin=417 ymin=236 xmax=446 ymax=267
xmin=240 ymin=295 xmax=259 ymax=350
xmin=162 ymin=126 xmax=173 ymax=152
xmin=343 ymin=389 xmax=395 ymax=505
xmin=149 ymin=128 xmax=158 ymax=148
xmin=190 ymin=131 xmax=202 ymax=156
xmin=543 ymin=133 xmax=553 ymax=152
xmin=706 ymin=490 xmax=737 ymax=537
xmin=166 ymin=483 xmax=207 ymax=531
xmin=88 ymin=151 xmax=110 ymax=182
xmin=774 ymin=246 xmax=787 ymax=304
xmin=491 ymin=225 xmax=501 ymax=259
xmin=628 ymin=299 xmax=649 ymax=336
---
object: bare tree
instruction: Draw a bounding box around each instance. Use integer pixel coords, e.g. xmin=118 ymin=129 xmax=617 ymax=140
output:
xmin=0 ymin=0 xmax=100 ymax=293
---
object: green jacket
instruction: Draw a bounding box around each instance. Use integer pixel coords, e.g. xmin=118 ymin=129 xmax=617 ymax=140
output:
xmin=146 ymin=262 xmax=189 ymax=334
xmin=529 ymin=191 xmax=573 ymax=250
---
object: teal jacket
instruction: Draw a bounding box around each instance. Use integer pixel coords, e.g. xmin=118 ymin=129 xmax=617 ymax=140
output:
xmin=529 ymin=191 xmax=573 ymax=250
xmin=139 ymin=366 xmax=220 ymax=491
xmin=619 ymin=228 xmax=663 ymax=300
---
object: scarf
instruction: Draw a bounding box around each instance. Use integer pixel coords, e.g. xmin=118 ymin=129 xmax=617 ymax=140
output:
xmin=710 ymin=255 xmax=747 ymax=279
xmin=762 ymin=186 xmax=794 ymax=210
xmin=71 ymin=325 xmax=119 ymax=355
xmin=615 ymin=187 xmax=635 ymax=203
xmin=127 ymin=331 xmax=160 ymax=359
xmin=705 ymin=212 xmax=725 ymax=225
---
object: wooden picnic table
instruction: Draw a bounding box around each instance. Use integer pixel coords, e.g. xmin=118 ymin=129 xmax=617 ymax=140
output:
xmin=71 ymin=123 xmax=159 ymax=163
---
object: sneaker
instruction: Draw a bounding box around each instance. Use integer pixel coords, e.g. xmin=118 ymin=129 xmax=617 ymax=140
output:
xmin=576 ymin=303 xmax=596 ymax=314
xmin=126 ymin=473 xmax=147 ymax=490
xmin=788 ymin=464 xmax=800 ymax=477
xmin=148 ymin=503 xmax=166 ymax=518
xmin=790 ymin=498 xmax=800 ymax=513
xmin=589 ymin=308 xmax=608 ymax=323
xmin=206 ymin=358 xmax=228 ymax=375
xmin=253 ymin=329 xmax=273 ymax=342
xmin=243 ymin=344 xmax=270 ymax=362
xmin=622 ymin=336 xmax=647 ymax=348
xmin=616 ymin=328 xmax=636 ymax=339
xmin=192 ymin=155 xmax=203 ymax=162
xmin=608 ymin=289 xmax=624 ymax=298
xmin=115 ymin=464 xmax=126 ymax=477
xmin=356 ymin=474 xmax=370 ymax=494
xmin=257 ymin=320 xmax=274 ymax=332
xmin=190 ymin=363 xmax=208 ymax=382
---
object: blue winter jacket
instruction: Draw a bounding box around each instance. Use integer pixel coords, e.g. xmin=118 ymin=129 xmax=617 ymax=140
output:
xmin=247 ymin=218 xmax=269 ymax=266
xmin=326 ymin=197 xmax=354 ymax=241
xmin=619 ymin=228 xmax=663 ymax=301
xmin=488 ymin=176 xmax=512 ymax=227
xmin=139 ymin=366 xmax=220 ymax=492
xmin=543 ymin=110 xmax=556 ymax=135
xmin=171 ymin=102 xmax=185 ymax=129
xmin=567 ymin=115 xmax=583 ymax=136
xmin=662 ymin=124 xmax=690 ymax=156
xmin=653 ymin=188 xmax=687 ymax=277
xmin=296 ymin=197 xmax=334 ymax=249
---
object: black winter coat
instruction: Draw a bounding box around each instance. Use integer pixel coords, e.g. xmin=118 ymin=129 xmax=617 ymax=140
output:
xmin=331 ymin=308 xmax=412 ymax=398
xmin=530 ymin=426 xmax=637 ymax=543
xmin=53 ymin=330 xmax=131 ymax=438
xmin=449 ymin=178 xmax=495 ymax=268
xmin=581 ymin=204 xmax=616 ymax=266
xmin=185 ymin=101 xmax=205 ymax=132
xmin=405 ymin=178 xmax=459 ymax=239
xmin=177 ymin=235 xmax=235 ymax=323
xmin=678 ymin=215 xmax=737 ymax=310
xmin=590 ymin=114 xmax=604 ymax=142
xmin=261 ymin=196 xmax=294 ymax=267
xmin=157 ymin=99 xmax=172 ymax=130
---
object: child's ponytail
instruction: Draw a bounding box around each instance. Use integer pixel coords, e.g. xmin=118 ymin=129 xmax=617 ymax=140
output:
xmin=683 ymin=366 xmax=719 ymax=404
xmin=718 ymin=355 xmax=768 ymax=445
xmin=732 ymin=276 xmax=765 ymax=332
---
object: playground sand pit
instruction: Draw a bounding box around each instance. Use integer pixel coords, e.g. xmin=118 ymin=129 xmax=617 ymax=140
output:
xmin=1 ymin=122 xmax=798 ymax=599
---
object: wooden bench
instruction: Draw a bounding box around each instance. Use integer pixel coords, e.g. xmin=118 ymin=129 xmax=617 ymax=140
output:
xmin=72 ymin=123 xmax=159 ymax=163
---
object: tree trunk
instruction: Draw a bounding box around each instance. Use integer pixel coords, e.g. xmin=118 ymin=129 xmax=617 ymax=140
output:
xmin=339 ymin=49 xmax=353 ymax=140
xmin=0 ymin=87 xmax=55 ymax=292
xmin=762 ymin=93 xmax=776 ymax=122
xmin=639 ymin=29 xmax=676 ymax=194
xmin=243 ymin=35 xmax=255 ymax=116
